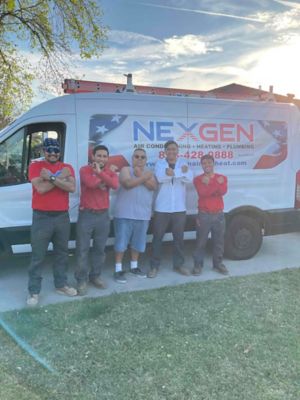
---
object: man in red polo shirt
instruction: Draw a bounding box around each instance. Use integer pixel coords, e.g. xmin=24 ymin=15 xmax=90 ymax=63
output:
xmin=27 ymin=138 xmax=77 ymax=306
xmin=193 ymin=154 xmax=229 ymax=275
xmin=75 ymin=145 xmax=119 ymax=296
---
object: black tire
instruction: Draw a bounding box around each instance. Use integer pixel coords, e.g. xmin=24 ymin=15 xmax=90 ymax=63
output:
xmin=224 ymin=215 xmax=262 ymax=260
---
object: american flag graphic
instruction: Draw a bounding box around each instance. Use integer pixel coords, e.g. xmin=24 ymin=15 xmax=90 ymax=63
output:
xmin=89 ymin=114 xmax=128 ymax=144
xmin=259 ymin=121 xmax=287 ymax=151
xmin=254 ymin=120 xmax=287 ymax=169
xmin=88 ymin=114 xmax=129 ymax=170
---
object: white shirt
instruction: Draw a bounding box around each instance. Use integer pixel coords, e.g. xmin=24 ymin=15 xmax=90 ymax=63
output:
xmin=154 ymin=158 xmax=193 ymax=212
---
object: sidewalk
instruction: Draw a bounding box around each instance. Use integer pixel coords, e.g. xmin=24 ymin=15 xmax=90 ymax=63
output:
xmin=0 ymin=232 xmax=299 ymax=312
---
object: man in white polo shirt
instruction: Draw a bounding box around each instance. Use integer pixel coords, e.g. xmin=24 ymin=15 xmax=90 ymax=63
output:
xmin=148 ymin=140 xmax=193 ymax=278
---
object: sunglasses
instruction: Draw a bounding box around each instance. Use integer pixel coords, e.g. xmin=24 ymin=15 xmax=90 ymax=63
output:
xmin=134 ymin=154 xmax=146 ymax=160
xmin=45 ymin=147 xmax=60 ymax=154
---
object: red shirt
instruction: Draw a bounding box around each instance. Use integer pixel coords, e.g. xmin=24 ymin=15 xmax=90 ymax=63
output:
xmin=79 ymin=164 xmax=119 ymax=210
xmin=193 ymin=173 xmax=227 ymax=213
xmin=29 ymin=160 xmax=75 ymax=211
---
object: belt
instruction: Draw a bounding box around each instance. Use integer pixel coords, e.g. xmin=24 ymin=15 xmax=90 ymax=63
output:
xmin=33 ymin=210 xmax=68 ymax=216
xmin=199 ymin=210 xmax=223 ymax=215
xmin=80 ymin=208 xmax=107 ymax=214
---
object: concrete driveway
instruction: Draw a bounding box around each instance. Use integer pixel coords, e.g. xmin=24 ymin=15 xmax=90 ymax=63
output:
xmin=0 ymin=232 xmax=299 ymax=312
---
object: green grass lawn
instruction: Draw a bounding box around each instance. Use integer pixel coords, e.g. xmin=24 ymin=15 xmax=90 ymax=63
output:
xmin=1 ymin=268 xmax=300 ymax=400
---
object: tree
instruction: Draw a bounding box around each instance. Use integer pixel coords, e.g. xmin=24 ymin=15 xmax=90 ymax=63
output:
xmin=0 ymin=0 xmax=108 ymax=128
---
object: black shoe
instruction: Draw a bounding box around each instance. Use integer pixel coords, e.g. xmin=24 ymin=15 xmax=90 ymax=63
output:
xmin=114 ymin=271 xmax=127 ymax=284
xmin=130 ymin=267 xmax=147 ymax=278
xmin=212 ymin=264 xmax=229 ymax=275
xmin=147 ymin=267 xmax=158 ymax=278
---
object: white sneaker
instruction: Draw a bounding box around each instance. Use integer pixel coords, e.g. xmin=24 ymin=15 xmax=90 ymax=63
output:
xmin=27 ymin=294 xmax=39 ymax=307
xmin=56 ymin=286 xmax=77 ymax=296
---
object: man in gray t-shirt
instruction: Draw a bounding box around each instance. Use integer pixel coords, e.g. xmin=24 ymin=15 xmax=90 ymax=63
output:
xmin=113 ymin=148 xmax=157 ymax=283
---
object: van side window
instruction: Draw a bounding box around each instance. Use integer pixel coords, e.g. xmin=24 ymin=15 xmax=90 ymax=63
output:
xmin=0 ymin=122 xmax=65 ymax=186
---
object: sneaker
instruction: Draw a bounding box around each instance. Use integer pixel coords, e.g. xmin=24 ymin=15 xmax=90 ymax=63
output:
xmin=212 ymin=264 xmax=229 ymax=275
xmin=56 ymin=286 xmax=77 ymax=296
xmin=147 ymin=267 xmax=158 ymax=278
xmin=27 ymin=294 xmax=39 ymax=307
xmin=89 ymin=277 xmax=107 ymax=289
xmin=192 ymin=265 xmax=203 ymax=276
xmin=77 ymin=282 xmax=88 ymax=296
xmin=114 ymin=271 xmax=127 ymax=284
xmin=173 ymin=266 xmax=191 ymax=276
xmin=130 ymin=267 xmax=147 ymax=278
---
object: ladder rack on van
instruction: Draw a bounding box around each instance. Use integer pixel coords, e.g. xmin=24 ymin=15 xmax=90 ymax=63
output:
xmin=62 ymin=78 xmax=209 ymax=97
xmin=62 ymin=78 xmax=271 ymax=101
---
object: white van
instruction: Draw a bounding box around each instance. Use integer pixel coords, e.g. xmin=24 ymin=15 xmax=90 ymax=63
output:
xmin=0 ymin=91 xmax=300 ymax=259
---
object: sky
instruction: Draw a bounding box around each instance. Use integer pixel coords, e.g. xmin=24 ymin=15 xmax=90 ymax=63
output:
xmin=35 ymin=0 xmax=300 ymax=103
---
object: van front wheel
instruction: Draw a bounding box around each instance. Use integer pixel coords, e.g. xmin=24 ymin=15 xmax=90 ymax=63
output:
xmin=224 ymin=215 xmax=262 ymax=260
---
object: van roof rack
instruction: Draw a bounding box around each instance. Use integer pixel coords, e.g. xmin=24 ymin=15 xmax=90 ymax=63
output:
xmin=62 ymin=78 xmax=209 ymax=97
xmin=62 ymin=75 xmax=274 ymax=102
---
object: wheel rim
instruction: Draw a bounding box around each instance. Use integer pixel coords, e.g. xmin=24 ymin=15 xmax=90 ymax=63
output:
xmin=234 ymin=228 xmax=252 ymax=249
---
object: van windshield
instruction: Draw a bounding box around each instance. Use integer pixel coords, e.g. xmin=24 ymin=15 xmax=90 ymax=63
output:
xmin=0 ymin=128 xmax=25 ymax=185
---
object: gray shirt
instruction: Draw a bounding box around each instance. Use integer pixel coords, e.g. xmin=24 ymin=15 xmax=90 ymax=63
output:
xmin=114 ymin=167 xmax=154 ymax=221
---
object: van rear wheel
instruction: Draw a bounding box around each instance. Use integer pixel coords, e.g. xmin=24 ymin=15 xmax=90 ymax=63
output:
xmin=224 ymin=215 xmax=262 ymax=260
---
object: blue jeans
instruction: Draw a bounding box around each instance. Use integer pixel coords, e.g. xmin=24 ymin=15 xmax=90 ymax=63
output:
xmin=150 ymin=211 xmax=186 ymax=269
xmin=28 ymin=210 xmax=70 ymax=294
xmin=114 ymin=218 xmax=149 ymax=253
xmin=75 ymin=209 xmax=110 ymax=283
xmin=193 ymin=211 xmax=225 ymax=268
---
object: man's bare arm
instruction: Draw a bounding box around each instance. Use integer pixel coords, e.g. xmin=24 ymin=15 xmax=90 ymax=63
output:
xmin=39 ymin=167 xmax=76 ymax=193
xmin=52 ymin=175 xmax=76 ymax=193
xmin=31 ymin=177 xmax=54 ymax=194
xmin=120 ymin=167 xmax=153 ymax=189
xmin=143 ymin=174 xmax=157 ymax=191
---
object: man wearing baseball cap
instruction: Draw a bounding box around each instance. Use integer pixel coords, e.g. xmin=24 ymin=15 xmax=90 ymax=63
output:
xmin=27 ymin=138 xmax=77 ymax=306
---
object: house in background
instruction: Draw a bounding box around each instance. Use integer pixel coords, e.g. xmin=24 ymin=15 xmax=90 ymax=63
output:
xmin=207 ymin=83 xmax=300 ymax=108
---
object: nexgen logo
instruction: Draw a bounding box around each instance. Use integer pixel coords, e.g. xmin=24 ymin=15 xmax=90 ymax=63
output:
xmin=133 ymin=121 xmax=254 ymax=143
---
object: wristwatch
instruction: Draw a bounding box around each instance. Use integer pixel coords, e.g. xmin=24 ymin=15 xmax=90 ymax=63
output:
xmin=50 ymin=175 xmax=56 ymax=182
